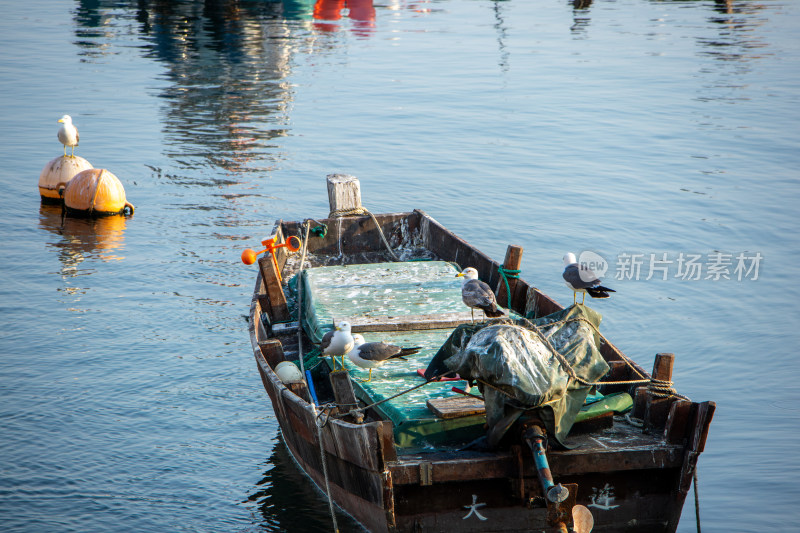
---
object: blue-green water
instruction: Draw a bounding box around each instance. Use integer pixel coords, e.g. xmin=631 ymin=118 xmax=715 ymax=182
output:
xmin=1 ymin=0 xmax=798 ymax=531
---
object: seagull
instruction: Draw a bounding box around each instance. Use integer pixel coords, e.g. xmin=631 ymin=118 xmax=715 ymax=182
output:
xmin=346 ymin=334 xmax=422 ymax=382
xmin=456 ymin=267 xmax=505 ymax=323
xmin=562 ymin=253 xmax=616 ymax=305
xmin=57 ymin=115 xmax=79 ymax=157
xmin=320 ymin=321 xmax=355 ymax=372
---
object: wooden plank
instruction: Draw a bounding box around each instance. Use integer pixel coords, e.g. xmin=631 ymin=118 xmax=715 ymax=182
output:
xmin=287 ymin=381 xmax=311 ymax=403
xmin=382 ymin=469 xmax=396 ymax=530
xmin=283 ymin=435 xmax=389 ymax=532
xmin=664 ymin=399 xmax=693 ymax=444
xmin=272 ymin=224 xmax=287 ymax=272
xmin=258 ymin=339 xmax=285 ymax=368
xmin=329 ymin=370 xmax=359 ymax=413
xmin=327 ymin=173 xmax=362 ymax=214
xmin=336 ymin=311 xmax=475 ymax=332
xmin=632 ymin=386 xmax=648 ymax=419
xmin=388 ymin=442 xmax=683 ymax=486
xmin=257 ymin=255 xmax=290 ymax=322
xmin=327 ymin=421 xmax=383 ymax=472
xmin=426 ymin=395 xmax=486 ymax=419
xmin=689 ymin=401 xmax=716 ymax=453
xmin=377 ymin=420 xmax=397 ymax=464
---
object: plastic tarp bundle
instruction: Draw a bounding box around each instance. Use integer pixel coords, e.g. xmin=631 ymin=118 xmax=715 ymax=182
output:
xmin=424 ymin=305 xmax=611 ymax=447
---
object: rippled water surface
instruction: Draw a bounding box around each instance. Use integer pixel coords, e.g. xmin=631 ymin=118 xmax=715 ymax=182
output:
xmin=1 ymin=0 xmax=798 ymax=531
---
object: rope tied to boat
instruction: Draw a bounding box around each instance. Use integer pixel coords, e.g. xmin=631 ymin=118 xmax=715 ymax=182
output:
xmin=296 ymin=221 xmax=339 ymax=533
xmin=497 ymin=266 xmax=520 ymax=310
xmin=328 ymin=206 xmax=401 ymax=261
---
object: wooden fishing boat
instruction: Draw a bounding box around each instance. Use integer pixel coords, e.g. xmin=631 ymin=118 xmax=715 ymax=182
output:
xmin=245 ymin=175 xmax=714 ymax=532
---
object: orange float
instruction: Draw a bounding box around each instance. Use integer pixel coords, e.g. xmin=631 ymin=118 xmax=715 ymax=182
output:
xmin=61 ymin=168 xmax=134 ymax=216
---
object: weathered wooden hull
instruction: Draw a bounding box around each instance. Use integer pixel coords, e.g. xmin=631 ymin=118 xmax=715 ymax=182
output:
xmin=248 ymin=208 xmax=714 ymax=532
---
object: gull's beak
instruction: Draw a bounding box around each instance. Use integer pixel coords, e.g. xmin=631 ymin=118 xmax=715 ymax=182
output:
xmin=455 ymin=273 xmax=464 ymax=278
xmin=334 ymin=326 xmax=340 ymax=331
xmin=58 ymin=118 xmax=64 ymax=123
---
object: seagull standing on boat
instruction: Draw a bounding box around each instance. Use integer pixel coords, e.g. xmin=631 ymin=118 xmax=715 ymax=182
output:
xmin=456 ymin=267 xmax=505 ymax=323
xmin=320 ymin=321 xmax=355 ymax=372
xmin=562 ymin=253 xmax=616 ymax=305
xmin=346 ymin=334 xmax=422 ymax=382
xmin=57 ymin=115 xmax=79 ymax=157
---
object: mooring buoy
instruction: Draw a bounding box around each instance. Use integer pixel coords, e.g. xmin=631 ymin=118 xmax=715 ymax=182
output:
xmin=39 ymin=155 xmax=93 ymax=203
xmin=61 ymin=168 xmax=134 ymax=216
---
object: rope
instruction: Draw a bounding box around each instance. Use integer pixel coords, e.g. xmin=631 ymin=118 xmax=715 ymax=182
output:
xmin=296 ymin=221 xmax=312 ymax=379
xmin=342 ymin=374 xmax=448 ymax=418
xmin=296 ymin=221 xmax=338 ymax=533
xmin=328 ymin=206 xmax=400 ymax=261
xmin=497 ymin=266 xmax=520 ymax=309
xmin=313 ymin=402 xmax=339 ymax=533
xmin=694 ymin=468 xmax=701 ymax=533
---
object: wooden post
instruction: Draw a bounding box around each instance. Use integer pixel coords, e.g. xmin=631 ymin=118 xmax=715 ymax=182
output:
xmin=326 ymin=174 xmax=362 ymax=215
xmin=496 ymin=245 xmax=523 ymax=311
xmin=258 ymin=255 xmax=290 ymax=322
xmin=645 ymin=353 xmax=676 ymax=431
xmin=329 ymin=371 xmax=360 ymax=420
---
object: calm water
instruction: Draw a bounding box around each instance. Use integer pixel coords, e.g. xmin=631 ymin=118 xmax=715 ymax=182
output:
xmin=1 ymin=0 xmax=798 ymax=531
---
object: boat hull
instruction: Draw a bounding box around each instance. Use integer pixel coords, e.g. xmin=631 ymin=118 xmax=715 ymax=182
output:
xmin=247 ymin=208 xmax=714 ymax=532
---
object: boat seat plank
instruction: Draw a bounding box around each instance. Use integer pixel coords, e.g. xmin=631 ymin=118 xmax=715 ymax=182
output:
xmin=426 ymin=395 xmax=485 ymax=419
xmin=334 ymin=311 xmax=476 ymax=332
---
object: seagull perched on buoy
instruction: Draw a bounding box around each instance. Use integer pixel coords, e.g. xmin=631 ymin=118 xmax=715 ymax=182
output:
xmin=320 ymin=321 xmax=355 ymax=372
xmin=57 ymin=115 xmax=79 ymax=157
xmin=346 ymin=334 xmax=421 ymax=382
xmin=562 ymin=253 xmax=615 ymax=305
xmin=456 ymin=267 xmax=505 ymax=323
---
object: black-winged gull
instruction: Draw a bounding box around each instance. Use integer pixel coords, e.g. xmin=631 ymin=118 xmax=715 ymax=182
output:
xmin=57 ymin=115 xmax=79 ymax=157
xmin=562 ymin=252 xmax=615 ymax=305
xmin=346 ymin=334 xmax=421 ymax=382
xmin=320 ymin=321 xmax=355 ymax=372
xmin=456 ymin=267 xmax=505 ymax=323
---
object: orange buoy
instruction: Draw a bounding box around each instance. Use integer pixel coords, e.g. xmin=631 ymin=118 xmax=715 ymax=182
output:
xmin=62 ymin=168 xmax=134 ymax=216
xmin=38 ymin=155 xmax=93 ymax=203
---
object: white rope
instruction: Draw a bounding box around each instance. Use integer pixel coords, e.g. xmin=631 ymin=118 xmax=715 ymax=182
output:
xmin=313 ymin=402 xmax=339 ymax=533
xmin=296 ymin=220 xmax=338 ymax=533
xmin=328 ymin=206 xmax=400 ymax=261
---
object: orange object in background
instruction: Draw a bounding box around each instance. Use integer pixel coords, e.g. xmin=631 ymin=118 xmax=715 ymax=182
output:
xmin=313 ymin=0 xmax=375 ymax=33
xmin=241 ymin=235 xmax=302 ymax=283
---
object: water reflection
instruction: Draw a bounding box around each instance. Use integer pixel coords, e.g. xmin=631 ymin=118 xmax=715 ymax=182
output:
xmin=570 ymin=0 xmax=593 ymax=36
xmin=74 ymin=0 xmax=297 ymax=174
xmin=39 ymin=205 xmax=128 ymax=277
xmin=248 ymin=436 xmax=362 ymax=532
xmin=313 ymin=0 xmax=376 ymax=36
xmin=492 ymin=0 xmax=509 ymax=72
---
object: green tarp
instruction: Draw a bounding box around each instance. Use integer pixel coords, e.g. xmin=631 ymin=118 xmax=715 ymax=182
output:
xmin=425 ymin=305 xmax=612 ymax=447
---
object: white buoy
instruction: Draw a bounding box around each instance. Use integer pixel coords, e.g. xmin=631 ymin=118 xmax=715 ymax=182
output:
xmin=275 ymin=361 xmax=304 ymax=383
xmin=38 ymin=155 xmax=93 ymax=202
